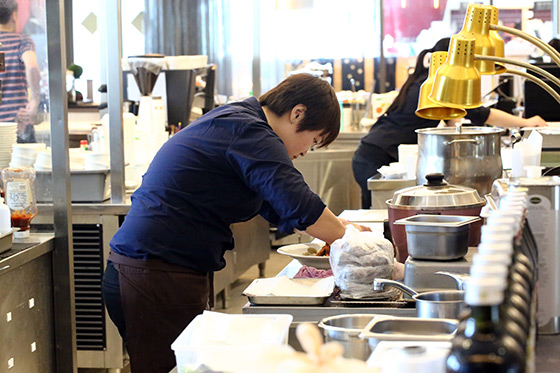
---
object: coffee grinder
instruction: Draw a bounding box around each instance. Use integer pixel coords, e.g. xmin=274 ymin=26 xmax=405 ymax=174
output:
xmin=127 ymin=55 xmax=168 ymax=167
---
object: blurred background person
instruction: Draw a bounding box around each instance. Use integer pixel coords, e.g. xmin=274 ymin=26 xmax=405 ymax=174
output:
xmin=549 ymin=38 xmax=560 ymax=54
xmin=352 ymin=37 xmax=547 ymax=209
xmin=0 ymin=0 xmax=40 ymax=143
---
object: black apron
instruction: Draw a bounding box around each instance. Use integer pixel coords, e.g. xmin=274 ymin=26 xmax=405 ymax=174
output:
xmin=108 ymin=251 xmax=213 ymax=373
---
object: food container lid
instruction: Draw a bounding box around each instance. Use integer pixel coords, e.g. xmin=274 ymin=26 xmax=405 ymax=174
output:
xmin=415 ymin=126 xmax=504 ymax=135
xmin=388 ymin=173 xmax=485 ymax=208
xmin=395 ymin=214 xmax=480 ymax=228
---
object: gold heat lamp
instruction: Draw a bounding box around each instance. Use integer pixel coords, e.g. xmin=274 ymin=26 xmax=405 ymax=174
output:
xmin=427 ymin=4 xmax=560 ymax=108
xmin=416 ymin=51 xmax=467 ymax=120
xmin=457 ymin=4 xmax=499 ymax=75
xmin=428 ymin=35 xmax=482 ymax=109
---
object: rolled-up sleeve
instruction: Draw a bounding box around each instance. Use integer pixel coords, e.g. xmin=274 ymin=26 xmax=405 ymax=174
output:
xmin=465 ymin=106 xmax=491 ymax=126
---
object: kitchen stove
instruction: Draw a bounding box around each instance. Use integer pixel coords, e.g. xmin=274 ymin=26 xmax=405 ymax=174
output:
xmin=404 ymin=247 xmax=476 ymax=292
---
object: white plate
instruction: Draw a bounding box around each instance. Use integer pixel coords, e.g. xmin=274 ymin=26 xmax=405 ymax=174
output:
xmin=277 ymin=242 xmax=331 ymax=269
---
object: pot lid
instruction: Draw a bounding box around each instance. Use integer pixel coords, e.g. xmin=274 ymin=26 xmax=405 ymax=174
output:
xmin=389 ymin=173 xmax=485 ymax=208
xmin=415 ymin=127 xmax=504 ymax=135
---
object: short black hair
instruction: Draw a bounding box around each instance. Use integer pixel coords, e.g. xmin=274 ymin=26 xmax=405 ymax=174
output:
xmin=259 ymin=74 xmax=340 ymax=147
xmin=0 ymin=0 xmax=17 ymax=25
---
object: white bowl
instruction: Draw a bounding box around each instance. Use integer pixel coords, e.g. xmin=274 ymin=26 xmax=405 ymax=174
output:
xmin=277 ymin=242 xmax=331 ymax=269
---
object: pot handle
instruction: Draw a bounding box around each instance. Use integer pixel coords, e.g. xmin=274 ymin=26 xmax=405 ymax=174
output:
xmin=444 ymin=138 xmax=480 ymax=146
xmin=373 ymin=278 xmax=418 ymax=297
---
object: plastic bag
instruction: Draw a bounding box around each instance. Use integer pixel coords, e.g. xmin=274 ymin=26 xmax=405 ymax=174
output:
xmin=329 ymin=225 xmax=394 ymax=299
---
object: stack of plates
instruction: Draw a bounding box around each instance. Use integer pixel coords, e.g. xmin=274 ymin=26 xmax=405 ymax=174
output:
xmin=0 ymin=123 xmax=17 ymax=168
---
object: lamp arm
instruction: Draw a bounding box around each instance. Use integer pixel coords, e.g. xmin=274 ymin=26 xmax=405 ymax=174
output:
xmin=475 ymin=55 xmax=560 ymax=89
xmin=490 ymin=24 xmax=560 ymax=68
xmin=504 ymin=68 xmax=560 ymax=104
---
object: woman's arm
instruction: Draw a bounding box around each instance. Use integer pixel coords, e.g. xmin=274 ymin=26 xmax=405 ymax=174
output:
xmin=484 ymin=108 xmax=547 ymax=128
xmin=447 ymin=108 xmax=547 ymax=128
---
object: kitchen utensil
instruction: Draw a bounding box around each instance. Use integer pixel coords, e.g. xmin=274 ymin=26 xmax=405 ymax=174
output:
xmin=435 ymin=271 xmax=470 ymax=290
xmin=318 ymin=314 xmax=377 ymax=360
xmin=395 ymin=215 xmax=480 ymax=260
xmin=386 ymin=173 xmax=486 ymax=262
xmin=360 ymin=315 xmax=458 ymax=350
xmin=0 ymin=228 xmax=17 ymax=254
xmin=416 ymin=126 xmax=504 ymax=197
xmin=242 ymin=276 xmax=335 ymax=306
xmin=373 ymin=278 xmax=465 ymax=319
xmin=276 ymin=242 xmax=330 ymax=269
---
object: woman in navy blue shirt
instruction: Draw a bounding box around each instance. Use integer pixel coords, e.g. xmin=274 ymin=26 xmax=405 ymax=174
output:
xmin=102 ymin=74 xmax=361 ymax=372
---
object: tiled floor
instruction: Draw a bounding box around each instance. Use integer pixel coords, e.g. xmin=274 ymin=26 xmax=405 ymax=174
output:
xmin=215 ymin=249 xmax=293 ymax=314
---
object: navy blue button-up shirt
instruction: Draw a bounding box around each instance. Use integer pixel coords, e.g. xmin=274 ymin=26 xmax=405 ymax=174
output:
xmin=110 ymin=97 xmax=325 ymax=272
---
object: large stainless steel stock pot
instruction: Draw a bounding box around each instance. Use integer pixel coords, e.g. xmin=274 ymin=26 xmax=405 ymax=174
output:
xmin=416 ymin=126 xmax=504 ymax=197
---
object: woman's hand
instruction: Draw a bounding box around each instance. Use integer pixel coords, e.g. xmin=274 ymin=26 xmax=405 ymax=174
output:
xmin=524 ymin=115 xmax=548 ymax=127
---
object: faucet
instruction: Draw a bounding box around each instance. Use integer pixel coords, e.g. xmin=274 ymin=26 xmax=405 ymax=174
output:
xmin=373 ymin=278 xmax=418 ymax=297
xmin=435 ymin=271 xmax=470 ymax=290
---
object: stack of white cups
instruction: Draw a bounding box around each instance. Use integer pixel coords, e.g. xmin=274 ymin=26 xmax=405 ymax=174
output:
xmin=468 ymin=191 xmax=528 ymax=287
xmin=34 ymin=150 xmax=52 ymax=171
xmin=10 ymin=143 xmax=46 ymax=167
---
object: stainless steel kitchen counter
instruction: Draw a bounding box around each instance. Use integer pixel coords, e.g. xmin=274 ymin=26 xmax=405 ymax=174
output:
xmin=0 ymin=233 xmax=55 ymax=272
xmin=241 ymin=257 xmax=560 ymax=371
xmin=37 ymin=195 xmax=132 ymax=216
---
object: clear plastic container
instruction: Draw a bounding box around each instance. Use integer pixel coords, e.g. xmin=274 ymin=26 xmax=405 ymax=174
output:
xmin=1 ymin=167 xmax=38 ymax=238
xmin=0 ymin=196 xmax=11 ymax=234
xmin=171 ymin=311 xmax=292 ymax=373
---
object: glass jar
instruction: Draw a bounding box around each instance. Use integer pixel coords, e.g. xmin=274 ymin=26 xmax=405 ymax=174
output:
xmin=0 ymin=167 xmax=37 ymax=238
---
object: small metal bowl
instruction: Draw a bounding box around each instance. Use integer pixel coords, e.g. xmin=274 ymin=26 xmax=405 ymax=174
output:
xmin=318 ymin=314 xmax=376 ymax=361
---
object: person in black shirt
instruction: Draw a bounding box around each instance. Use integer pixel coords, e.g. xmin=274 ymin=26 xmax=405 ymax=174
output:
xmin=352 ymin=38 xmax=547 ymax=209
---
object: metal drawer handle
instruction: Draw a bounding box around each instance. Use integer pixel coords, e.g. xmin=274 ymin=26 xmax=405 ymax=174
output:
xmin=444 ymin=139 xmax=480 ymax=145
xmin=0 ymin=265 xmax=9 ymax=272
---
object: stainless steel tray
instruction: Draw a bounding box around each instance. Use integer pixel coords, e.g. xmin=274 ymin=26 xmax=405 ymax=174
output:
xmin=360 ymin=315 xmax=458 ymax=349
xmin=243 ymin=276 xmax=334 ymax=306
xmin=329 ymin=288 xmax=412 ymax=308
xmin=395 ymin=214 xmax=480 ymax=228
xmin=0 ymin=229 xmax=16 ymax=254
xmin=245 ymin=294 xmax=329 ymax=306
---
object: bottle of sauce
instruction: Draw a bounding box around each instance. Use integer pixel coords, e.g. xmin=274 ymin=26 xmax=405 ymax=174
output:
xmin=0 ymin=167 xmax=38 ymax=239
xmin=446 ymin=277 xmax=524 ymax=373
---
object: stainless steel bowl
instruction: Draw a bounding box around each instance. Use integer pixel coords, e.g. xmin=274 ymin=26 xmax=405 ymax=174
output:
xmin=318 ymin=314 xmax=376 ymax=361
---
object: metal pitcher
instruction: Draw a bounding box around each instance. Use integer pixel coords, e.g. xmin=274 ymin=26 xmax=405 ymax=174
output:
xmin=416 ymin=126 xmax=504 ymax=196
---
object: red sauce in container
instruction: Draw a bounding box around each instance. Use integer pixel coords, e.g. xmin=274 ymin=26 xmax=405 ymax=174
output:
xmin=11 ymin=211 xmax=35 ymax=231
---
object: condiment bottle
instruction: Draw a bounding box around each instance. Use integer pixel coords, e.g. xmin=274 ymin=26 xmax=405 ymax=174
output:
xmin=0 ymin=167 xmax=38 ymax=239
xmin=446 ymin=277 xmax=524 ymax=372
